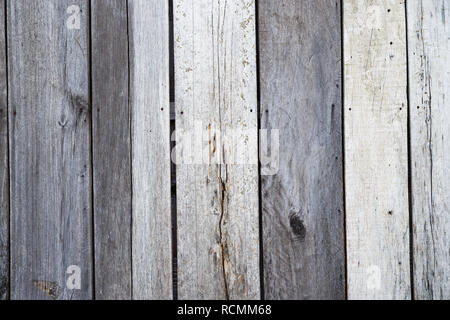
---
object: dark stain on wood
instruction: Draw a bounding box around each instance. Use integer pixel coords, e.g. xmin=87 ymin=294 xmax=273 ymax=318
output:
xmin=289 ymin=212 xmax=306 ymax=242
xmin=32 ymin=280 xmax=59 ymax=299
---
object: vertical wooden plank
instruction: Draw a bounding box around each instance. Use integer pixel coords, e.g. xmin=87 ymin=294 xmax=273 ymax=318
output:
xmin=128 ymin=0 xmax=172 ymax=299
xmin=344 ymin=0 xmax=411 ymax=299
xmin=8 ymin=0 xmax=92 ymax=299
xmin=258 ymin=0 xmax=345 ymax=300
xmin=174 ymin=0 xmax=260 ymax=299
xmin=0 ymin=0 xmax=8 ymax=301
xmin=91 ymin=0 xmax=131 ymax=299
xmin=407 ymin=0 xmax=450 ymax=300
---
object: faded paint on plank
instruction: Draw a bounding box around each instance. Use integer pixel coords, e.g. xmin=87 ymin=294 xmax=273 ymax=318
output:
xmin=174 ymin=0 xmax=260 ymax=300
xmin=128 ymin=0 xmax=172 ymax=299
xmin=258 ymin=0 xmax=345 ymax=300
xmin=344 ymin=0 xmax=411 ymax=299
xmin=407 ymin=0 xmax=450 ymax=300
xmin=91 ymin=0 xmax=131 ymax=300
xmin=8 ymin=0 xmax=92 ymax=299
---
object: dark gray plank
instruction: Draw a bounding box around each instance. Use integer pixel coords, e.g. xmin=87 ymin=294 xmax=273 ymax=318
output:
xmin=91 ymin=0 xmax=131 ymax=300
xmin=8 ymin=0 xmax=92 ymax=299
xmin=0 ymin=0 xmax=8 ymax=301
xmin=258 ymin=0 xmax=345 ymax=299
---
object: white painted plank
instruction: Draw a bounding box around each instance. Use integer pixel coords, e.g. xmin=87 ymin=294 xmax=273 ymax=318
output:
xmin=128 ymin=0 xmax=172 ymax=299
xmin=407 ymin=0 xmax=450 ymax=300
xmin=174 ymin=0 xmax=260 ymax=299
xmin=344 ymin=0 xmax=411 ymax=299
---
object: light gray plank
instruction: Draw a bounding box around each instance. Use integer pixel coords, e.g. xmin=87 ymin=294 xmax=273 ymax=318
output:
xmin=258 ymin=0 xmax=345 ymax=300
xmin=344 ymin=0 xmax=411 ymax=299
xmin=8 ymin=0 xmax=92 ymax=300
xmin=128 ymin=0 xmax=172 ymax=299
xmin=91 ymin=0 xmax=131 ymax=300
xmin=174 ymin=0 xmax=260 ymax=300
xmin=407 ymin=0 xmax=450 ymax=300
xmin=0 ymin=0 xmax=8 ymax=301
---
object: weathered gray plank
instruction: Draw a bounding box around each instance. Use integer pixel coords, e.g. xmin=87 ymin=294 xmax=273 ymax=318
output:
xmin=91 ymin=0 xmax=131 ymax=300
xmin=407 ymin=0 xmax=450 ymax=300
xmin=258 ymin=0 xmax=345 ymax=300
xmin=0 ymin=0 xmax=8 ymax=301
xmin=174 ymin=0 xmax=260 ymax=300
xmin=344 ymin=0 xmax=411 ymax=299
xmin=8 ymin=0 xmax=92 ymax=299
xmin=128 ymin=0 xmax=172 ymax=299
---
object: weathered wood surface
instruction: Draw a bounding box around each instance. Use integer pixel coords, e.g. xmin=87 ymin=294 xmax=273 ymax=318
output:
xmin=8 ymin=0 xmax=92 ymax=299
xmin=128 ymin=0 xmax=172 ymax=300
xmin=258 ymin=0 xmax=345 ymax=300
xmin=174 ymin=0 xmax=260 ymax=299
xmin=2 ymin=0 xmax=450 ymax=302
xmin=91 ymin=0 xmax=131 ymax=300
xmin=407 ymin=0 xmax=450 ymax=300
xmin=0 ymin=0 xmax=8 ymax=301
xmin=344 ymin=0 xmax=411 ymax=299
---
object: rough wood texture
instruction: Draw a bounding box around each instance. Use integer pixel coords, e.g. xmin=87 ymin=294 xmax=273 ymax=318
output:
xmin=344 ymin=0 xmax=411 ymax=299
xmin=174 ymin=0 xmax=260 ymax=299
xmin=0 ymin=0 xmax=8 ymax=301
xmin=8 ymin=0 xmax=92 ymax=299
xmin=258 ymin=0 xmax=345 ymax=300
xmin=407 ymin=0 xmax=450 ymax=300
xmin=128 ymin=0 xmax=172 ymax=300
xmin=91 ymin=0 xmax=131 ymax=300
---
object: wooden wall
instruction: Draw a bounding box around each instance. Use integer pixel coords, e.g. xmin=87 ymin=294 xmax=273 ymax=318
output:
xmin=0 ymin=0 xmax=447 ymax=300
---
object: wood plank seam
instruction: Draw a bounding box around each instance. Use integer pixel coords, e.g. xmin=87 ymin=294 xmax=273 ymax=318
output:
xmin=88 ymin=0 xmax=94 ymax=300
xmin=0 ymin=0 xmax=9 ymax=301
xmin=404 ymin=0 xmax=415 ymax=300
xmin=254 ymin=0 xmax=265 ymax=300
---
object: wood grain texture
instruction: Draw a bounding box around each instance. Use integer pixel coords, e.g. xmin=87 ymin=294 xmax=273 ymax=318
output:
xmin=8 ymin=0 xmax=92 ymax=299
xmin=407 ymin=0 xmax=450 ymax=300
xmin=91 ymin=0 xmax=131 ymax=300
xmin=344 ymin=0 xmax=411 ymax=299
xmin=258 ymin=0 xmax=345 ymax=300
xmin=0 ymin=0 xmax=8 ymax=301
xmin=128 ymin=0 xmax=172 ymax=300
xmin=174 ymin=0 xmax=260 ymax=299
